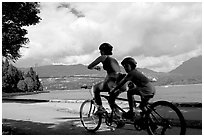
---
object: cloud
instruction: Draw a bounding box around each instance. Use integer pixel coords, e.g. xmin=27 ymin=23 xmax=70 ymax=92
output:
xmin=135 ymin=46 xmax=202 ymax=72
xmin=16 ymin=2 xmax=202 ymax=72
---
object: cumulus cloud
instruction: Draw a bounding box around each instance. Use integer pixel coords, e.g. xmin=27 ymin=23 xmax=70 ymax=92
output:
xmin=16 ymin=2 xmax=202 ymax=72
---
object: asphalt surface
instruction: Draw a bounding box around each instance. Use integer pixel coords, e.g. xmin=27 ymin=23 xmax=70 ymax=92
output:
xmin=2 ymin=99 xmax=202 ymax=135
xmin=2 ymin=119 xmax=202 ymax=135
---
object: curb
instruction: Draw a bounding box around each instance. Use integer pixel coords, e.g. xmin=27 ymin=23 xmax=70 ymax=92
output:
xmin=2 ymin=98 xmax=202 ymax=108
xmin=2 ymin=98 xmax=49 ymax=103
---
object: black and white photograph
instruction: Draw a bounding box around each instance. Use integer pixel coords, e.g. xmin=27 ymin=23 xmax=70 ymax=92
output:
xmin=2 ymin=1 xmax=202 ymax=135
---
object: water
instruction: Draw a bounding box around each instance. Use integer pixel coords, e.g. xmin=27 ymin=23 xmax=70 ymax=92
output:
xmin=13 ymin=84 xmax=202 ymax=103
xmin=152 ymin=84 xmax=202 ymax=103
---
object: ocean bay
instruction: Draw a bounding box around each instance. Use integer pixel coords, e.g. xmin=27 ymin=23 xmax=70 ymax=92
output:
xmin=13 ymin=84 xmax=202 ymax=103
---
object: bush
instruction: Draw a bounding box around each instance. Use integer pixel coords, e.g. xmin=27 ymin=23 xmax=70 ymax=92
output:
xmin=17 ymin=80 xmax=27 ymax=92
xmin=24 ymin=77 xmax=35 ymax=92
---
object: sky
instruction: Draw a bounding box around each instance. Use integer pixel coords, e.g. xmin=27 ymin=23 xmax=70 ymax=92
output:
xmin=14 ymin=2 xmax=202 ymax=72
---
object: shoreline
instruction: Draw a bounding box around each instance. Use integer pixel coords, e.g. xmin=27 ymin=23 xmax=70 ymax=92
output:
xmin=2 ymin=84 xmax=201 ymax=106
xmin=157 ymin=83 xmax=202 ymax=88
xmin=2 ymin=98 xmax=202 ymax=108
xmin=3 ymin=83 xmax=201 ymax=97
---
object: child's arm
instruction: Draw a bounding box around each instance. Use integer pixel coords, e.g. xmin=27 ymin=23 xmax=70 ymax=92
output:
xmin=110 ymin=75 xmax=128 ymax=93
xmin=88 ymin=55 xmax=106 ymax=70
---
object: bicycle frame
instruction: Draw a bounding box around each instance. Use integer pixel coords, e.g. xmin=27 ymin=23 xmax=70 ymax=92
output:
xmin=84 ymin=85 xmax=158 ymax=121
xmin=101 ymin=94 xmax=142 ymax=112
xmin=80 ymin=85 xmax=186 ymax=134
xmin=84 ymin=85 xmax=145 ymax=118
xmin=100 ymin=94 xmax=144 ymax=124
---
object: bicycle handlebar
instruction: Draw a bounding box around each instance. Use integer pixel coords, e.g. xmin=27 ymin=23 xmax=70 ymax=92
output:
xmin=81 ymin=85 xmax=92 ymax=89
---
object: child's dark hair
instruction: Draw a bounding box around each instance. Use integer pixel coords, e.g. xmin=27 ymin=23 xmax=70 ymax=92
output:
xmin=99 ymin=43 xmax=113 ymax=55
xmin=121 ymin=57 xmax=137 ymax=69
xmin=129 ymin=63 xmax=136 ymax=69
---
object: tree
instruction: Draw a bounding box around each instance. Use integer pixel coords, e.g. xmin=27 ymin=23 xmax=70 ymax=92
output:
xmin=24 ymin=77 xmax=35 ymax=92
xmin=38 ymin=82 xmax=43 ymax=91
xmin=2 ymin=59 xmax=24 ymax=93
xmin=2 ymin=2 xmax=41 ymax=61
xmin=33 ymin=74 xmax=41 ymax=90
xmin=26 ymin=67 xmax=39 ymax=90
xmin=2 ymin=60 xmax=11 ymax=92
xmin=23 ymin=67 xmax=43 ymax=92
xmin=17 ymin=80 xmax=27 ymax=92
xmin=25 ymin=67 xmax=35 ymax=78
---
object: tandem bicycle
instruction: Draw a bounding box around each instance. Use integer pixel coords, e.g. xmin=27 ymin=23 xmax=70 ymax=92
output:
xmin=79 ymin=85 xmax=186 ymax=135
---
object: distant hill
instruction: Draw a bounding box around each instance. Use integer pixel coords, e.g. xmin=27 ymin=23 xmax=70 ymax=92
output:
xmin=20 ymin=64 xmax=106 ymax=77
xmin=19 ymin=55 xmax=202 ymax=86
xmin=170 ymin=55 xmax=202 ymax=77
xmin=156 ymin=55 xmax=202 ymax=85
xmin=21 ymin=64 xmax=159 ymax=78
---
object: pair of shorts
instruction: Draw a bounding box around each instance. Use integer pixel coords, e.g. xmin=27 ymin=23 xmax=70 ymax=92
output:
xmin=103 ymin=73 xmax=127 ymax=92
xmin=128 ymin=86 xmax=154 ymax=99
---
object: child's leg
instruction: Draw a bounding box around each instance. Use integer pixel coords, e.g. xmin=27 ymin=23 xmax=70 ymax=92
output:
xmin=127 ymin=88 xmax=141 ymax=112
xmin=139 ymin=97 xmax=150 ymax=112
xmin=108 ymin=89 xmax=121 ymax=109
xmin=139 ymin=92 xmax=154 ymax=114
xmin=93 ymin=82 xmax=104 ymax=106
xmin=94 ymin=76 xmax=112 ymax=106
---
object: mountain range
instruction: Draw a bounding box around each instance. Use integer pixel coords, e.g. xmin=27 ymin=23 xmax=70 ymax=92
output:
xmin=170 ymin=55 xmax=202 ymax=76
xmin=20 ymin=55 xmax=202 ymax=86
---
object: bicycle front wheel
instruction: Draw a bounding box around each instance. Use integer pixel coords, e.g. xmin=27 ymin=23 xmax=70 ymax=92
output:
xmin=146 ymin=101 xmax=186 ymax=135
xmin=80 ymin=99 xmax=102 ymax=132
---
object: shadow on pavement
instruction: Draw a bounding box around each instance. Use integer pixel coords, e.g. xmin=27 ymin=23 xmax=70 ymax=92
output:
xmin=2 ymin=116 xmax=149 ymax=135
xmin=3 ymin=118 xmax=94 ymax=135
xmin=3 ymin=117 xmax=202 ymax=135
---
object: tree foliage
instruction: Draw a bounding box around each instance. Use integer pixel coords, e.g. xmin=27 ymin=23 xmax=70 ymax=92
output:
xmin=17 ymin=80 xmax=27 ymax=92
xmin=2 ymin=60 xmax=43 ymax=93
xmin=2 ymin=2 xmax=41 ymax=61
xmin=24 ymin=77 xmax=35 ymax=92
xmin=24 ymin=67 xmax=43 ymax=92
xmin=2 ymin=59 xmax=24 ymax=92
xmin=2 ymin=2 xmax=43 ymax=93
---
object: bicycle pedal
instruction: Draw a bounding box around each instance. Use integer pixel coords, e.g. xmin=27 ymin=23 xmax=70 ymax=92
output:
xmin=109 ymin=126 xmax=116 ymax=132
xmin=116 ymin=121 xmax=125 ymax=128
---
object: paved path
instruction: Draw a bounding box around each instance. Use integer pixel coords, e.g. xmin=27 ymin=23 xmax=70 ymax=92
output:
xmin=3 ymin=119 xmax=202 ymax=135
xmin=2 ymin=101 xmax=202 ymax=135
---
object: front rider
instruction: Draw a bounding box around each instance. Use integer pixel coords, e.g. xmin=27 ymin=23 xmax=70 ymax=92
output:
xmin=88 ymin=43 xmax=126 ymax=113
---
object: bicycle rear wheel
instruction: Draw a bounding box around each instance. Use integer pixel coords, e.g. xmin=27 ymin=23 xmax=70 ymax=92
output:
xmin=146 ymin=101 xmax=186 ymax=135
xmin=80 ymin=99 xmax=102 ymax=132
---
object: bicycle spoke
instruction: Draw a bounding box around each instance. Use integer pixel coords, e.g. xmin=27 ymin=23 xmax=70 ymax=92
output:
xmin=147 ymin=101 xmax=186 ymax=135
xmin=80 ymin=100 xmax=102 ymax=132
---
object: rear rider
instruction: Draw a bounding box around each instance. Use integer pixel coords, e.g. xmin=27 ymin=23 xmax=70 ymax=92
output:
xmin=110 ymin=57 xmax=156 ymax=119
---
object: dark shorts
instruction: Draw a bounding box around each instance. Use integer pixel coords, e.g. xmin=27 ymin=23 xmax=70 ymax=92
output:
xmin=128 ymin=87 xmax=155 ymax=110
xmin=128 ymin=86 xmax=155 ymax=101
xmin=102 ymin=72 xmax=127 ymax=92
